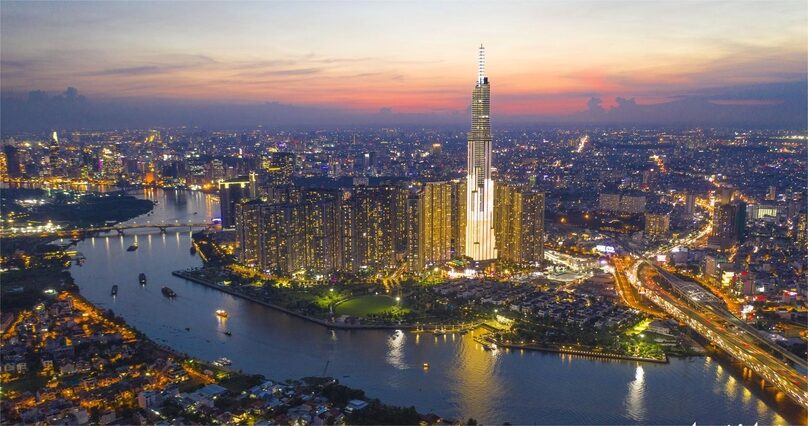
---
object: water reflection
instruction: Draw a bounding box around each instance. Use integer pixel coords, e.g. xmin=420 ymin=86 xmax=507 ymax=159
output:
xmin=725 ymin=374 xmax=737 ymax=400
xmin=626 ymin=365 xmax=646 ymax=422
xmin=450 ymin=334 xmax=504 ymax=421
xmin=386 ymin=330 xmax=407 ymax=370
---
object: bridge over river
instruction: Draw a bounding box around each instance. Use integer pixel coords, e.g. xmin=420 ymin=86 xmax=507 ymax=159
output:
xmin=0 ymin=222 xmax=216 ymax=239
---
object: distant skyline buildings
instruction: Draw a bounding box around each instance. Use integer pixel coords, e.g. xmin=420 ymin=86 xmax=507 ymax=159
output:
xmin=1 ymin=2 xmax=806 ymax=131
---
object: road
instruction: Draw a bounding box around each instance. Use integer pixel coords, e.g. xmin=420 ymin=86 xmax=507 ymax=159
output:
xmin=654 ymin=267 xmax=808 ymax=371
xmin=631 ymin=261 xmax=808 ymax=409
xmin=611 ymin=257 xmax=665 ymax=318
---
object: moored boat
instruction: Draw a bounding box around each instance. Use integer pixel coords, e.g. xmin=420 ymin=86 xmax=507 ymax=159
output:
xmin=213 ymin=357 xmax=232 ymax=367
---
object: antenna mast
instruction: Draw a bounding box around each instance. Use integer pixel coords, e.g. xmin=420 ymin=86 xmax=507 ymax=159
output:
xmin=478 ymin=44 xmax=486 ymax=84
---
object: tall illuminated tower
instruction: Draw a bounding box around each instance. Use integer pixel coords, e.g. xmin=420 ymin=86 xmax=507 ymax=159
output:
xmin=465 ymin=45 xmax=497 ymax=260
xmin=48 ymin=131 xmax=60 ymax=176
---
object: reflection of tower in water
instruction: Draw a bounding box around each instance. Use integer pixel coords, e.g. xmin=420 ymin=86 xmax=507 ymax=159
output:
xmin=448 ymin=332 xmax=505 ymax=420
xmin=625 ymin=365 xmax=646 ymax=422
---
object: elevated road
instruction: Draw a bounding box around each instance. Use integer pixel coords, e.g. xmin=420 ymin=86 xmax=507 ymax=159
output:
xmin=630 ymin=261 xmax=807 ymax=409
xmin=654 ymin=267 xmax=808 ymax=371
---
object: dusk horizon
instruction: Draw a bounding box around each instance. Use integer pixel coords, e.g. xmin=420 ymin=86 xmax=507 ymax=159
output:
xmin=2 ymin=1 xmax=807 ymax=130
xmin=1 ymin=2 xmax=806 ymax=425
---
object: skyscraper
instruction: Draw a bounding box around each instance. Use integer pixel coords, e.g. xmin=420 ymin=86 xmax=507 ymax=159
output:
xmin=3 ymin=145 xmax=21 ymax=178
xmin=48 ymin=131 xmax=60 ymax=176
xmin=684 ymin=192 xmax=697 ymax=220
xmin=465 ymin=45 xmax=497 ymax=261
xmin=712 ymin=201 xmax=746 ymax=248
xmin=219 ymin=173 xmax=257 ymax=228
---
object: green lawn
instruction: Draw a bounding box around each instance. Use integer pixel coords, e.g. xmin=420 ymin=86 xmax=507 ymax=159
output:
xmin=335 ymin=295 xmax=398 ymax=316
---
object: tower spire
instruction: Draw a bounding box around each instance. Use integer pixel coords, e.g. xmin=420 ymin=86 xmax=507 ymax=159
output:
xmin=478 ymin=44 xmax=486 ymax=84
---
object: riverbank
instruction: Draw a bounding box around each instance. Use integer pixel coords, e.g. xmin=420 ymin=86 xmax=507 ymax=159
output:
xmin=490 ymin=339 xmax=669 ymax=364
xmin=173 ymin=269 xmax=470 ymax=331
xmin=1 ymin=289 xmax=451 ymax=425
xmin=174 ymin=268 xmax=679 ymax=365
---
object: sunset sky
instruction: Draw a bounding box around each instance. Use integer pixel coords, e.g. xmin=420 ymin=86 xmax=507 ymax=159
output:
xmin=1 ymin=1 xmax=806 ymax=117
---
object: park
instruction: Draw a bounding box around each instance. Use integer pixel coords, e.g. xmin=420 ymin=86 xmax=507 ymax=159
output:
xmin=334 ymin=295 xmax=401 ymax=317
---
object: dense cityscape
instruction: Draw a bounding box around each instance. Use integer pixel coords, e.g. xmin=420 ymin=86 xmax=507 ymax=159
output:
xmin=1 ymin=1 xmax=807 ymax=425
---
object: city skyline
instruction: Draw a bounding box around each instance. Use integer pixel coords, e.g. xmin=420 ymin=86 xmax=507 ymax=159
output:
xmin=1 ymin=2 xmax=807 ymax=425
xmin=1 ymin=1 xmax=807 ymax=130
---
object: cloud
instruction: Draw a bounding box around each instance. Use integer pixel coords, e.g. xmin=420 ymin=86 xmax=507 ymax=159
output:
xmin=586 ymin=97 xmax=604 ymax=113
xmin=3 ymin=79 xmax=806 ymax=132
xmin=563 ymin=80 xmax=807 ymax=127
xmin=262 ymin=67 xmax=323 ymax=76
xmin=85 ymin=54 xmax=217 ymax=76
xmin=89 ymin=65 xmax=172 ymax=76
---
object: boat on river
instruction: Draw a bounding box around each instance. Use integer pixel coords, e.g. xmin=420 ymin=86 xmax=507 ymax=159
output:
xmin=213 ymin=357 xmax=232 ymax=367
xmin=110 ymin=285 xmax=118 ymax=296
xmin=138 ymin=273 xmax=147 ymax=286
xmin=161 ymin=287 xmax=176 ymax=298
xmin=127 ymin=243 xmax=138 ymax=252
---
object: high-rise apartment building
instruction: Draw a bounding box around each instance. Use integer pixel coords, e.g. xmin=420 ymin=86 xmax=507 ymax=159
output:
xmin=766 ymin=186 xmax=777 ymax=201
xmin=451 ymin=179 xmax=467 ymax=258
xmin=350 ymin=185 xmax=407 ymax=272
xmin=406 ymin=195 xmax=422 ymax=271
xmin=520 ymin=190 xmax=545 ymax=264
xmin=235 ymin=191 xmax=342 ymax=275
xmin=794 ymin=211 xmax=807 ymax=249
xmin=712 ymin=201 xmax=746 ymax=247
xmin=599 ymin=192 xmax=646 ymax=214
xmin=235 ymin=199 xmax=264 ymax=267
xmin=261 ymin=152 xmax=295 ymax=186
xmin=494 ymin=182 xmax=522 ymax=262
xmin=495 ymin=183 xmax=545 ymax=264
xmin=417 ymin=182 xmax=453 ymax=269
xmin=219 ymin=173 xmax=257 ymax=228
xmin=465 ymin=45 xmax=497 ymax=261
xmin=645 ymin=211 xmax=671 ymax=236
xmin=684 ymin=193 xmax=697 ymax=220
xmin=3 ymin=145 xmax=21 ymax=178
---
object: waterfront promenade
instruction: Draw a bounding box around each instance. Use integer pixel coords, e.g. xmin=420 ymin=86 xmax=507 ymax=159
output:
xmin=174 ymin=268 xmax=672 ymax=364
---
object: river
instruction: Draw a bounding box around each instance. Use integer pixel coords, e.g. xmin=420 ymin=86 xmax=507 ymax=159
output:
xmin=64 ymin=188 xmax=801 ymax=424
